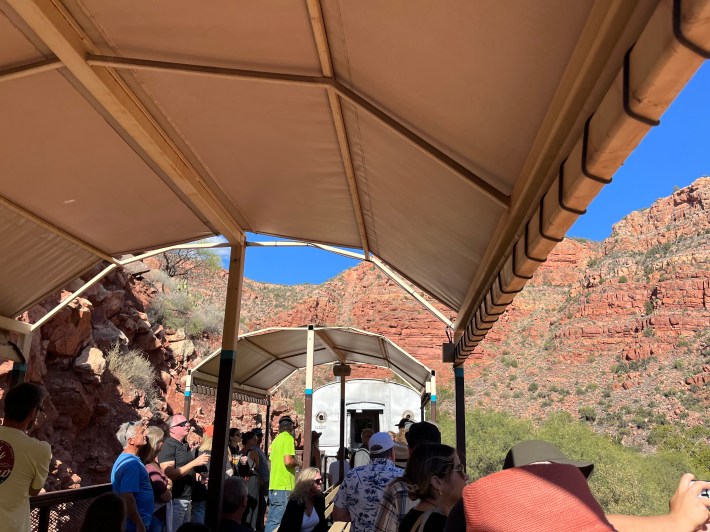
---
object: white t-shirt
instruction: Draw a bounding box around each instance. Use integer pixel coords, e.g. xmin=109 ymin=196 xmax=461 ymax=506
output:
xmin=0 ymin=426 xmax=52 ymax=532
xmin=328 ymin=459 xmax=350 ymax=486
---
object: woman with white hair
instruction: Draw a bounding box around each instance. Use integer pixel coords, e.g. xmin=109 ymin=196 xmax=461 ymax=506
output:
xmin=278 ymin=467 xmax=327 ymax=532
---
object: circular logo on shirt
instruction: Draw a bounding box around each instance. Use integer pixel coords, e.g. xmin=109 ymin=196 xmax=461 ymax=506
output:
xmin=0 ymin=440 xmax=15 ymax=485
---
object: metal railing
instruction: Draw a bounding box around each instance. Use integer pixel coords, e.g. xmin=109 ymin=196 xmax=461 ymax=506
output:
xmin=30 ymin=483 xmax=112 ymax=532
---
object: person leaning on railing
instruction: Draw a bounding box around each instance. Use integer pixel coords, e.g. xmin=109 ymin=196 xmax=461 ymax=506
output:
xmin=0 ymin=383 xmax=52 ymax=532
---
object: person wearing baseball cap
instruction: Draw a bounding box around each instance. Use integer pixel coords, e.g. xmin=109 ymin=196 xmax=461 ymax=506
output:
xmin=374 ymin=422 xmax=442 ymax=532
xmin=502 ymin=440 xmax=594 ymax=477
xmin=264 ymin=415 xmax=297 ymax=532
xmin=333 ymin=432 xmax=403 ymax=532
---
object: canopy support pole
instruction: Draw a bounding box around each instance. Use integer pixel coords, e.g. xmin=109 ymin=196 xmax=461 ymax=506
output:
xmin=339 ymin=375 xmax=346 ymax=484
xmin=206 ymin=243 xmax=246 ymax=531
xmin=454 ymin=366 xmax=466 ymax=461
xmin=264 ymin=398 xmax=272 ymax=451
xmin=430 ymin=370 xmax=437 ymax=423
xmin=184 ymin=371 xmax=192 ymax=420
xmin=303 ymin=325 xmax=315 ymax=470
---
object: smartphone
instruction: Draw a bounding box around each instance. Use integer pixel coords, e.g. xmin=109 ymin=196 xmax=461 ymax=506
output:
xmin=690 ymin=480 xmax=710 ymax=499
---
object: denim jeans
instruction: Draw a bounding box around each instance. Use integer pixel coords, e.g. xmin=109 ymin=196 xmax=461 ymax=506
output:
xmin=172 ymin=498 xmax=191 ymax=530
xmin=264 ymin=490 xmax=290 ymax=532
xmin=191 ymin=500 xmax=206 ymax=524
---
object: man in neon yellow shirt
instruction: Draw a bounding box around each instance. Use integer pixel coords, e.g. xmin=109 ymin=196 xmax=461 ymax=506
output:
xmin=264 ymin=415 xmax=298 ymax=532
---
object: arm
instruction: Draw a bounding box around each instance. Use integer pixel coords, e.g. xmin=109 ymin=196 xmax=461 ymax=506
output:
xmin=283 ymin=454 xmax=298 ymax=469
xmin=160 ymin=453 xmax=210 ymax=482
xmin=607 ymin=475 xmax=710 ymax=532
xmin=332 ymin=505 xmax=351 ymax=522
xmin=30 ymin=443 xmax=52 ymax=496
xmin=119 ymin=492 xmax=147 ymax=532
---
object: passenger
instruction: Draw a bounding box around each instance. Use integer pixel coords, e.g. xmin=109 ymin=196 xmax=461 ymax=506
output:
xmin=0 ymin=383 xmax=52 ymax=532
xmin=350 ymin=428 xmax=374 ymax=467
xmin=158 ymin=415 xmax=210 ymax=529
xmin=278 ymin=467 xmax=327 ymax=532
xmin=332 ymin=432 xmax=403 ymax=532
xmin=239 ymin=430 xmax=261 ymax=530
xmin=398 ymin=443 xmax=467 ymax=532
xmin=327 ymin=446 xmax=350 ymax=486
xmin=310 ymin=430 xmax=322 ymax=470
xmin=137 ymin=426 xmax=172 ymax=532
xmin=443 ymin=440 xmax=710 ymax=531
xmin=228 ymin=427 xmax=241 ymax=476
xmin=190 ymin=431 xmax=212 ymax=525
xmin=373 ymin=421 xmax=442 ymax=532
xmin=220 ymin=476 xmax=251 ymax=532
xmin=251 ymin=427 xmax=270 ymax=531
xmin=264 ymin=415 xmax=298 ymax=532
xmin=79 ymin=492 xmax=126 ymax=532
xmin=111 ymin=420 xmax=153 ymax=532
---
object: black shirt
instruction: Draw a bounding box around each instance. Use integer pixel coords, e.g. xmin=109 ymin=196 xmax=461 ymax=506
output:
xmin=399 ymin=509 xmax=448 ymax=532
xmin=158 ymin=436 xmax=195 ymax=500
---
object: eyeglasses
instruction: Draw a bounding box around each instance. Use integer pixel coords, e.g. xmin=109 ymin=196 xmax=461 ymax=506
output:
xmin=314 ymin=478 xmax=323 ymax=484
xmin=452 ymin=464 xmax=467 ymax=477
xmin=173 ymin=421 xmax=189 ymax=428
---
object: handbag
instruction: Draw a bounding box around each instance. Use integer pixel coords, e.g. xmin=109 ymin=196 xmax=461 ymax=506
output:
xmin=410 ymin=510 xmax=433 ymax=532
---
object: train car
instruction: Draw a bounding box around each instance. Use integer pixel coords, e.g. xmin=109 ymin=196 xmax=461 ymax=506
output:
xmin=311 ymin=378 xmax=421 ymax=457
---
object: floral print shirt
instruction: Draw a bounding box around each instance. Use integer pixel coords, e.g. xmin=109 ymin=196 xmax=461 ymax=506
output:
xmin=333 ymin=458 xmax=403 ymax=532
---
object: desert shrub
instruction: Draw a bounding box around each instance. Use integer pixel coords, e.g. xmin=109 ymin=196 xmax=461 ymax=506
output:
xmin=618 ymin=275 xmax=628 ymax=284
xmin=149 ymin=291 xmax=224 ymax=340
xmin=105 ymin=344 xmax=158 ymax=409
xmin=578 ymin=405 xmax=596 ymax=422
xmin=644 ymin=301 xmax=654 ymax=315
xmin=528 ymin=382 xmax=538 ymax=393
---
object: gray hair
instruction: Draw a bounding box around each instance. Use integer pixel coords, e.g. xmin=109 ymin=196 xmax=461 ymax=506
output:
xmin=116 ymin=421 xmax=140 ymax=447
xmin=223 ymin=476 xmax=248 ymax=513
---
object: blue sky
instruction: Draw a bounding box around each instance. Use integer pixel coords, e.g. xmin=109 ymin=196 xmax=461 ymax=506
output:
xmin=223 ymin=62 xmax=710 ymax=285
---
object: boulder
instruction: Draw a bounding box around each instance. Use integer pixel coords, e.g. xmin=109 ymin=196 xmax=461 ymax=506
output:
xmin=74 ymin=346 xmax=106 ymax=383
xmin=44 ymin=297 xmax=93 ymax=357
xmin=93 ymin=322 xmax=129 ymax=352
xmin=170 ymin=339 xmax=195 ymax=362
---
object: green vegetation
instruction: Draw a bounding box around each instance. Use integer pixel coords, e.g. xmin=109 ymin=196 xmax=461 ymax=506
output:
xmin=105 ymin=344 xmax=159 ymax=410
xmin=437 ymin=408 xmax=710 ymax=516
xmin=618 ymin=275 xmax=628 ymax=284
xmin=146 ymin=248 xmax=225 ymax=340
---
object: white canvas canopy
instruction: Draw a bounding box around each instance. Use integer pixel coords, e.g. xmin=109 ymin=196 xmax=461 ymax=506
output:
xmin=189 ymin=326 xmax=433 ymax=399
xmin=1 ymin=0 xmax=708 ymax=361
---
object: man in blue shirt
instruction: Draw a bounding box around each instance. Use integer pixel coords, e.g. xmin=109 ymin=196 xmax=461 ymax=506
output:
xmin=111 ymin=421 xmax=153 ymax=532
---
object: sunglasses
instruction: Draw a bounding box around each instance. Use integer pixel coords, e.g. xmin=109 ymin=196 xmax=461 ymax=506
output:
xmin=173 ymin=421 xmax=189 ymax=428
xmin=314 ymin=478 xmax=323 ymax=484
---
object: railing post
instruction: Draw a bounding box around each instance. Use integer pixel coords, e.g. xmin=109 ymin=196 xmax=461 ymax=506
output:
xmin=430 ymin=370 xmax=437 ymax=422
xmin=38 ymin=506 xmax=50 ymax=532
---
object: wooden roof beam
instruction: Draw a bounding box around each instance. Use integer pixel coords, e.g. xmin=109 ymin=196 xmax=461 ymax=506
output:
xmin=6 ymin=0 xmax=245 ymax=244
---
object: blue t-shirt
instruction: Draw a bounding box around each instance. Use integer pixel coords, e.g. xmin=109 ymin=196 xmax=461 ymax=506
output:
xmin=111 ymin=453 xmax=153 ymax=531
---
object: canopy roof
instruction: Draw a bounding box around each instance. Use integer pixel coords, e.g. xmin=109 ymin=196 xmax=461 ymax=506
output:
xmin=1 ymin=1 xmax=708 ymax=362
xmin=189 ymin=326 xmax=432 ymax=400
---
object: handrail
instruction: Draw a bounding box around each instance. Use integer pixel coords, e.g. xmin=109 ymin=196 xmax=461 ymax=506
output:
xmin=30 ymin=483 xmax=112 ymax=532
